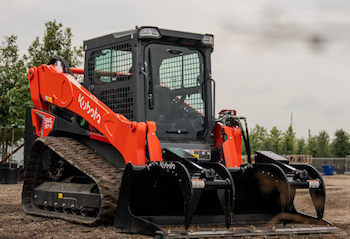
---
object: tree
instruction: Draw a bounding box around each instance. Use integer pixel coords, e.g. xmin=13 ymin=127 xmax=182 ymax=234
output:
xmin=295 ymin=137 xmax=307 ymax=154
xmin=265 ymin=126 xmax=282 ymax=154
xmin=249 ymin=124 xmax=268 ymax=154
xmin=24 ymin=20 xmax=83 ymax=68
xmin=282 ymin=125 xmax=296 ymax=154
xmin=332 ymin=129 xmax=350 ymax=157
xmin=316 ymin=130 xmax=331 ymax=157
xmin=306 ymin=136 xmax=318 ymax=156
xmin=0 ymin=35 xmax=29 ymax=158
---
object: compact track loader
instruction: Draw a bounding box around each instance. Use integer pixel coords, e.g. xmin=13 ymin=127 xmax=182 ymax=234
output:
xmin=23 ymin=26 xmax=337 ymax=238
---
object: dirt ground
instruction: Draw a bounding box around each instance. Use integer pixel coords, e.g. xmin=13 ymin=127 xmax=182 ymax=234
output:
xmin=0 ymin=174 xmax=349 ymax=239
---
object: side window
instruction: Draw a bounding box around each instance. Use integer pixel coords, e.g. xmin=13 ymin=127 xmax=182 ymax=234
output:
xmin=86 ymin=43 xmax=134 ymax=120
xmin=88 ymin=43 xmax=133 ymax=85
xmin=95 ymin=49 xmax=113 ymax=83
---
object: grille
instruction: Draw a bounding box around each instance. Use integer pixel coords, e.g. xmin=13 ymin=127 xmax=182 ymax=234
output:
xmin=87 ymin=43 xmax=132 ymax=85
xmin=100 ymin=87 xmax=134 ymax=120
xmin=159 ymin=53 xmax=204 ymax=114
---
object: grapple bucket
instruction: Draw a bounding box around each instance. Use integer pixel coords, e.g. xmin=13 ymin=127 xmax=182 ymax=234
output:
xmin=113 ymin=149 xmax=336 ymax=238
xmin=230 ymin=151 xmax=327 ymax=226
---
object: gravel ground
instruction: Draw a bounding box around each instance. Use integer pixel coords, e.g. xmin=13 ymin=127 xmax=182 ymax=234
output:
xmin=0 ymin=174 xmax=348 ymax=238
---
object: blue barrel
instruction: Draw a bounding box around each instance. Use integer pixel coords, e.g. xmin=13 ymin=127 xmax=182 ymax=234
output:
xmin=322 ymin=165 xmax=334 ymax=175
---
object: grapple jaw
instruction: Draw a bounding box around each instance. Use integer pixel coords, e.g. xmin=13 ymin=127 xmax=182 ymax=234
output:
xmin=291 ymin=163 xmax=326 ymax=221
xmin=114 ymin=148 xmax=235 ymax=235
xmin=231 ymin=151 xmax=327 ymax=226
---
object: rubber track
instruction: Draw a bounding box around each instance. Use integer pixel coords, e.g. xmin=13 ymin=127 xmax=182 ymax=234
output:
xmin=22 ymin=136 xmax=123 ymax=225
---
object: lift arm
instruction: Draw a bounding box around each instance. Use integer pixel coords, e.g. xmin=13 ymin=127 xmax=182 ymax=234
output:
xmin=28 ymin=64 xmax=162 ymax=165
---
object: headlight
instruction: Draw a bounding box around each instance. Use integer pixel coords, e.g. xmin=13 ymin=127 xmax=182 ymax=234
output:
xmin=201 ymin=35 xmax=214 ymax=46
xmin=138 ymin=27 xmax=161 ymax=39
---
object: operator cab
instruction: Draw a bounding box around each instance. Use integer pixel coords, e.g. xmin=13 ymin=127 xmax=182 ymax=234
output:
xmin=83 ymin=27 xmax=215 ymax=146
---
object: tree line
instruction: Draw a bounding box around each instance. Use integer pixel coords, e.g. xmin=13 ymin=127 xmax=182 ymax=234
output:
xmin=0 ymin=20 xmax=82 ymax=159
xmin=245 ymin=124 xmax=350 ymax=158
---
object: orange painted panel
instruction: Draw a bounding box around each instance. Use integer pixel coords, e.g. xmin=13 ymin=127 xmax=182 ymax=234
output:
xmin=213 ymin=122 xmax=242 ymax=168
xmin=31 ymin=109 xmax=55 ymax=137
xmin=28 ymin=64 xmax=157 ymax=165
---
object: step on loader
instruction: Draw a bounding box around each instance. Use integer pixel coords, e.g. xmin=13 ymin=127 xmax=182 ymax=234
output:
xmin=22 ymin=26 xmax=338 ymax=238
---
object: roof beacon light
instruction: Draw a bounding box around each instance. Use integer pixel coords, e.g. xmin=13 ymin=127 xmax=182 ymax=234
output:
xmin=201 ymin=35 xmax=214 ymax=46
xmin=139 ymin=28 xmax=161 ymax=39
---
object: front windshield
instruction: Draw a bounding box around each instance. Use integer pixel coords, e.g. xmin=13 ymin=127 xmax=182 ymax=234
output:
xmin=145 ymin=44 xmax=206 ymax=140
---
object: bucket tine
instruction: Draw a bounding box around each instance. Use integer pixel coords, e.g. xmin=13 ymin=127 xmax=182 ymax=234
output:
xmin=199 ymin=162 xmax=235 ymax=228
xmin=292 ymin=163 xmax=326 ymax=220
xmin=217 ymin=187 xmax=232 ymax=228
xmin=184 ymin=189 xmax=201 ymax=230
xmin=310 ymin=183 xmax=325 ymax=219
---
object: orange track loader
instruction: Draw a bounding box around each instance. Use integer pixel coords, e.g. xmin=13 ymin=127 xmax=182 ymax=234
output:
xmin=22 ymin=26 xmax=337 ymax=237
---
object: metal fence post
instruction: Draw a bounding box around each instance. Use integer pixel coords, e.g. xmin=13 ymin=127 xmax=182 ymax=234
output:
xmin=346 ymin=158 xmax=348 ymax=173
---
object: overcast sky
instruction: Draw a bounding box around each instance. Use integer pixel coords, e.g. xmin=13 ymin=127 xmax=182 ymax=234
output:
xmin=1 ymin=0 xmax=350 ymax=139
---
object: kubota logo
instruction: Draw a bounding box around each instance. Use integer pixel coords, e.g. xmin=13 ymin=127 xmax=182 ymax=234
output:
xmin=152 ymin=162 xmax=176 ymax=170
xmin=78 ymin=94 xmax=101 ymax=124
